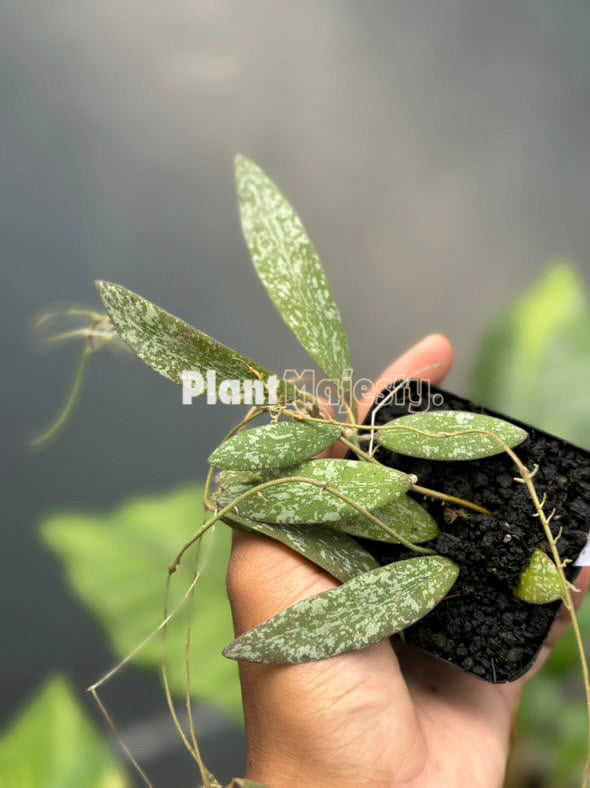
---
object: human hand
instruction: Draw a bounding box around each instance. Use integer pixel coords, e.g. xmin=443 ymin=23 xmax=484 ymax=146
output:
xmin=226 ymin=334 xmax=589 ymax=787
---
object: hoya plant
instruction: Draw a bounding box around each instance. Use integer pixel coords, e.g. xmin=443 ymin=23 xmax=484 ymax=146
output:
xmin=35 ymin=157 xmax=590 ymax=787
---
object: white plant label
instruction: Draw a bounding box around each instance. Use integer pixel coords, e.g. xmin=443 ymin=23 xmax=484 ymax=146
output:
xmin=575 ymin=532 xmax=590 ymax=566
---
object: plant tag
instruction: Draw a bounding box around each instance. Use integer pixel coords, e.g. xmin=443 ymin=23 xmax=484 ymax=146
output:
xmin=574 ymin=532 xmax=590 ymax=566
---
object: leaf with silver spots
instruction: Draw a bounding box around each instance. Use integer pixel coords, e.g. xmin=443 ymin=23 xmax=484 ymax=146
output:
xmin=378 ymin=411 xmax=528 ymax=460
xmin=224 ymin=512 xmax=378 ymax=582
xmin=209 ymin=421 xmax=341 ymax=470
xmin=332 ymin=494 xmax=439 ymax=543
xmin=235 ymin=155 xmax=352 ymax=382
xmin=227 ymin=459 xmax=410 ymax=525
xmin=223 ymin=556 xmax=459 ymax=663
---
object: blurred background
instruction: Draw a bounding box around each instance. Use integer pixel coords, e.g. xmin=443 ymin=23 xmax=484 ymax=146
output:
xmin=2 ymin=1 xmax=590 ymax=785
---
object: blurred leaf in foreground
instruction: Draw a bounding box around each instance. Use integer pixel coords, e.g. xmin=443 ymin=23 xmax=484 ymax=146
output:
xmin=472 ymin=261 xmax=590 ymax=449
xmin=0 ymin=676 xmax=127 ymax=787
xmin=40 ymin=486 xmax=242 ymax=723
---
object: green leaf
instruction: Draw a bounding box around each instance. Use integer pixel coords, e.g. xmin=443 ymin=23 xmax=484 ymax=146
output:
xmin=472 ymin=262 xmax=590 ymax=449
xmin=223 ymin=556 xmax=459 ymax=663
xmin=378 ymin=411 xmax=528 ymax=460
xmin=333 ymin=494 xmax=439 ymax=543
xmin=0 ymin=676 xmax=127 ymax=787
xmin=41 ymin=486 xmax=242 ymax=723
xmin=224 ymin=512 xmax=379 ymax=582
xmin=514 ymin=549 xmax=563 ymax=604
xmin=235 ymin=155 xmax=352 ymax=381
xmin=209 ymin=421 xmax=341 ymax=470
xmin=97 ymin=280 xmax=290 ymax=401
xmin=225 ymin=459 xmax=410 ymax=525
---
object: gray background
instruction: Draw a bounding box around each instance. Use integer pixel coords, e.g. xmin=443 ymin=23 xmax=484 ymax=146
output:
xmin=2 ymin=1 xmax=589 ymax=783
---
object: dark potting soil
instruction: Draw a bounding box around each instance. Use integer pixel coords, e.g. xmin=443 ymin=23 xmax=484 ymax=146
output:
xmin=352 ymin=381 xmax=590 ymax=683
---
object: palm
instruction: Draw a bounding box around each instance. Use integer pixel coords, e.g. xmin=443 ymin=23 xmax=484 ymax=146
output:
xmin=230 ymin=543 xmax=514 ymax=786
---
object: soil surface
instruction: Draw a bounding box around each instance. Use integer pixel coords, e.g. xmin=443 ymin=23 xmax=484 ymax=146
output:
xmin=353 ymin=382 xmax=590 ymax=682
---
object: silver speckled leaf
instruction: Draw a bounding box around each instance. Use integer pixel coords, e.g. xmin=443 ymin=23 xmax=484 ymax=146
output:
xmin=235 ymin=156 xmax=352 ymax=381
xmin=223 ymin=513 xmax=378 ymax=582
xmin=379 ymin=411 xmax=528 ymax=460
xmin=223 ymin=556 xmax=459 ymax=663
xmin=514 ymin=549 xmax=562 ymax=604
xmin=332 ymin=494 xmax=439 ymax=544
xmin=209 ymin=421 xmax=341 ymax=470
xmin=229 ymin=459 xmax=410 ymax=525
xmin=97 ymin=281 xmax=290 ymax=399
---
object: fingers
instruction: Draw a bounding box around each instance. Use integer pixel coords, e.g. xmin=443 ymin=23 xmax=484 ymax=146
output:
xmin=357 ymin=333 xmax=454 ymax=423
xmin=327 ymin=333 xmax=454 ymax=459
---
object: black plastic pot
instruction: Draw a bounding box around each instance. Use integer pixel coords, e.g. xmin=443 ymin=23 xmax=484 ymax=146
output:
xmin=351 ymin=381 xmax=590 ymax=683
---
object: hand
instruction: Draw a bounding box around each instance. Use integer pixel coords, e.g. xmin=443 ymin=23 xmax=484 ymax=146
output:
xmin=226 ymin=334 xmax=589 ymax=787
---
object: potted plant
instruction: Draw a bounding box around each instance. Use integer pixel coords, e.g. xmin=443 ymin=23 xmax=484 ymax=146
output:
xmin=37 ymin=156 xmax=590 ymax=786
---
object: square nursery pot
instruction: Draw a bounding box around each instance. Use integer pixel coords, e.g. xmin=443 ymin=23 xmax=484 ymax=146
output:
xmin=349 ymin=380 xmax=590 ymax=683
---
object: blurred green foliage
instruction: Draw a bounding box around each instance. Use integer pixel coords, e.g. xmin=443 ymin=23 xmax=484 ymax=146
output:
xmin=0 ymin=676 xmax=127 ymax=787
xmin=473 ymin=261 xmax=590 ymax=449
xmin=41 ymin=485 xmax=242 ymax=723
xmin=472 ymin=261 xmax=590 ymax=787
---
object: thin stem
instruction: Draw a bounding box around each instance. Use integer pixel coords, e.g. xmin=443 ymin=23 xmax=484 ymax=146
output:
xmin=30 ymin=339 xmax=93 ymax=447
xmin=161 ymin=569 xmax=213 ymax=784
xmin=88 ymin=572 xmax=202 ymax=693
xmin=338 ymin=435 xmax=381 ymax=465
xmin=411 ymin=484 xmax=492 ymax=516
xmin=88 ymin=563 xmax=210 ymax=782
xmin=184 ymin=550 xmax=202 ymax=777
xmin=89 ymin=687 xmax=154 ymax=788
xmin=500 ymin=445 xmax=590 ymax=788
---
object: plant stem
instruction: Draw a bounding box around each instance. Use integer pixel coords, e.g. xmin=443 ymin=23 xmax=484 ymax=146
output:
xmin=500 ymin=446 xmax=590 ymax=788
xmin=30 ymin=339 xmax=93 ymax=447
xmin=410 ymin=484 xmax=492 ymax=516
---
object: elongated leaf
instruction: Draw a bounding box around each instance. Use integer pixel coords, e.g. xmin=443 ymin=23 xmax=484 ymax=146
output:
xmin=41 ymin=486 xmax=242 ymax=722
xmin=514 ymin=549 xmax=563 ymax=604
xmin=209 ymin=421 xmax=341 ymax=470
xmin=224 ymin=512 xmax=378 ymax=582
xmin=379 ymin=411 xmax=528 ymax=460
xmin=0 ymin=676 xmax=127 ymax=787
xmin=227 ymin=459 xmax=410 ymax=525
xmin=97 ymin=280 xmax=291 ymax=401
xmin=223 ymin=556 xmax=459 ymax=663
xmin=235 ymin=155 xmax=352 ymax=381
xmin=333 ymin=494 xmax=439 ymax=544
